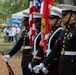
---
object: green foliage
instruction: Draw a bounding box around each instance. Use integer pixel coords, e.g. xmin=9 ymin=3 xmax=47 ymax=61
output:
xmin=0 ymin=46 xmax=13 ymax=51
xmin=0 ymin=33 xmax=4 ymax=38
xmin=0 ymin=42 xmax=14 ymax=51
xmin=0 ymin=0 xmax=30 ymax=23
xmin=0 ymin=33 xmax=3 ymax=38
xmin=0 ymin=0 xmax=63 ymax=24
xmin=0 ymin=46 xmax=10 ymax=51
xmin=54 ymin=1 xmax=61 ymax=8
xmin=0 ymin=25 xmax=5 ymax=29
xmin=0 ymin=42 xmax=14 ymax=46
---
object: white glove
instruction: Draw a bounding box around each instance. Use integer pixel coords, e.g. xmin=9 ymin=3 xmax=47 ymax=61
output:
xmin=42 ymin=67 xmax=49 ymax=75
xmin=33 ymin=63 xmax=44 ymax=73
xmin=28 ymin=63 xmax=32 ymax=72
xmin=2 ymin=54 xmax=11 ymax=62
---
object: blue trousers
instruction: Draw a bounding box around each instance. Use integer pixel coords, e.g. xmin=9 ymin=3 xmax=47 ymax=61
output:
xmin=22 ymin=67 xmax=32 ymax=75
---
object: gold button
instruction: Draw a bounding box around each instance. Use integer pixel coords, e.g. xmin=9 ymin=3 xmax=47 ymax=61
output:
xmin=66 ymin=29 xmax=68 ymax=31
xmin=65 ymin=33 xmax=67 ymax=35
xmin=68 ymin=26 xmax=70 ymax=28
xmin=63 ymin=40 xmax=65 ymax=43
xmin=63 ymin=45 xmax=65 ymax=47
xmin=62 ymin=48 xmax=64 ymax=51
xmin=64 ymin=37 xmax=66 ymax=39
xmin=71 ymin=60 xmax=73 ymax=62
xmin=24 ymin=35 xmax=26 ymax=37
xmin=23 ymin=41 xmax=25 ymax=43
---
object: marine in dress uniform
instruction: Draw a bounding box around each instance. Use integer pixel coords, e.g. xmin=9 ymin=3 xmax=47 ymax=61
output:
xmin=32 ymin=6 xmax=63 ymax=75
xmin=33 ymin=4 xmax=76 ymax=75
xmin=28 ymin=18 xmax=42 ymax=75
xmin=2 ymin=17 xmax=33 ymax=75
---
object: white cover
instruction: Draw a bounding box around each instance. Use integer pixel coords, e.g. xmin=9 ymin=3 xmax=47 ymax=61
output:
xmin=12 ymin=8 xmax=29 ymax=19
xmin=61 ymin=4 xmax=76 ymax=11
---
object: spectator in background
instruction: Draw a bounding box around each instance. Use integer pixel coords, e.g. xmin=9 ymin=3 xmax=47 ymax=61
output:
xmin=4 ymin=25 xmax=10 ymax=36
xmin=4 ymin=25 xmax=10 ymax=42
xmin=14 ymin=25 xmax=21 ymax=42
xmin=8 ymin=25 xmax=15 ymax=42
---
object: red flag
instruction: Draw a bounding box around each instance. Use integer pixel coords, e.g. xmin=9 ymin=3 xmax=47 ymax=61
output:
xmin=41 ymin=0 xmax=53 ymax=54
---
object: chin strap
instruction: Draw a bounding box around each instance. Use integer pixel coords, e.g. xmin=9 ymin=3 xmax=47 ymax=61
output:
xmin=65 ymin=11 xmax=73 ymax=25
xmin=53 ymin=17 xmax=59 ymax=30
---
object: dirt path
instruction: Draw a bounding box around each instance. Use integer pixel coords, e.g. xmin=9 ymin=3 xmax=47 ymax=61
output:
xmin=0 ymin=52 xmax=22 ymax=75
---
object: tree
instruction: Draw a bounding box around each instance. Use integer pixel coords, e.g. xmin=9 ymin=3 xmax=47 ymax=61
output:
xmin=60 ymin=0 xmax=74 ymax=5
xmin=73 ymin=0 xmax=76 ymax=5
xmin=0 ymin=0 xmax=30 ymax=23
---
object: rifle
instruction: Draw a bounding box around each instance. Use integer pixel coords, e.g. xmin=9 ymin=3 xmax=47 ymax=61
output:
xmin=2 ymin=52 xmax=15 ymax=75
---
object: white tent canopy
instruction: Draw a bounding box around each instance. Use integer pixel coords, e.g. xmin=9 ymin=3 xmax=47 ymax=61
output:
xmin=12 ymin=2 xmax=44 ymax=19
xmin=12 ymin=8 xmax=29 ymax=19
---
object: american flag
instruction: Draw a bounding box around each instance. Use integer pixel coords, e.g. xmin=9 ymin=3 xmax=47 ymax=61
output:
xmin=29 ymin=0 xmax=41 ymax=47
xmin=36 ymin=0 xmax=41 ymax=12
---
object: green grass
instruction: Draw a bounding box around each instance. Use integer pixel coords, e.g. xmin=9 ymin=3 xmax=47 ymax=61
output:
xmin=0 ymin=33 xmax=4 ymax=38
xmin=0 ymin=46 xmax=13 ymax=51
xmin=0 ymin=42 xmax=15 ymax=46
xmin=0 ymin=42 xmax=15 ymax=51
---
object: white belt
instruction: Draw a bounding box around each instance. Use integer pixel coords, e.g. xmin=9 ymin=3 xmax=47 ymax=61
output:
xmin=62 ymin=51 xmax=76 ymax=55
xmin=24 ymin=46 xmax=32 ymax=49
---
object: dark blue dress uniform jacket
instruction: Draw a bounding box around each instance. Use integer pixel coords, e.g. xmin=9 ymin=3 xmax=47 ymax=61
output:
xmin=42 ymin=23 xmax=76 ymax=75
xmin=46 ymin=27 xmax=63 ymax=75
xmin=8 ymin=30 xmax=33 ymax=68
xmin=33 ymin=26 xmax=63 ymax=75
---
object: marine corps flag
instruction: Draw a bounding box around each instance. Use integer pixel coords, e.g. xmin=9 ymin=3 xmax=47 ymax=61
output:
xmin=41 ymin=0 xmax=53 ymax=54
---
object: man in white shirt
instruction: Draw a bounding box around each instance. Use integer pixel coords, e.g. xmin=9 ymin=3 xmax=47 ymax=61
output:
xmin=14 ymin=25 xmax=21 ymax=42
xmin=8 ymin=26 xmax=15 ymax=42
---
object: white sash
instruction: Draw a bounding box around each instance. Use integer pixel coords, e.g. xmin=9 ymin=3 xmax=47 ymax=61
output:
xmin=47 ymin=27 xmax=63 ymax=56
xmin=33 ymin=32 xmax=41 ymax=57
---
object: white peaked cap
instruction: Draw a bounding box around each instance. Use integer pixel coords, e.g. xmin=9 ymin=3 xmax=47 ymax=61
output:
xmin=50 ymin=6 xmax=62 ymax=18
xmin=61 ymin=4 xmax=76 ymax=12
